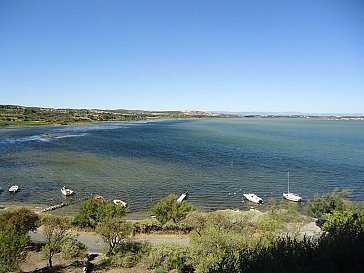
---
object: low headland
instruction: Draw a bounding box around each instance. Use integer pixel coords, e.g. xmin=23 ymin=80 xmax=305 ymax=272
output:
xmin=1 ymin=104 xmax=363 ymax=128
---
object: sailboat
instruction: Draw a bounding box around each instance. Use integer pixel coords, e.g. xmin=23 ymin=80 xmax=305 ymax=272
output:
xmin=283 ymin=172 xmax=302 ymax=202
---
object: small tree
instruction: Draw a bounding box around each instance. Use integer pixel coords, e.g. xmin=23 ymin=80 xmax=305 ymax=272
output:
xmin=74 ymin=198 xmax=104 ymax=228
xmin=74 ymin=199 xmax=128 ymax=228
xmin=96 ymin=218 xmax=132 ymax=256
xmin=96 ymin=202 xmax=128 ymax=222
xmin=151 ymin=194 xmax=194 ymax=225
xmin=0 ymin=225 xmax=29 ymax=272
xmin=42 ymin=216 xmax=71 ymax=268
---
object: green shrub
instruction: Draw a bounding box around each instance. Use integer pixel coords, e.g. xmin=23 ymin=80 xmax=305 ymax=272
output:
xmin=305 ymin=189 xmax=350 ymax=218
xmin=74 ymin=199 xmax=128 ymax=228
xmin=0 ymin=207 xmax=39 ymax=234
xmin=109 ymin=252 xmax=140 ymax=268
xmin=190 ymin=226 xmax=246 ymax=273
xmin=322 ymin=210 xmax=364 ymax=237
xmin=151 ymin=194 xmax=195 ymax=225
xmin=61 ymin=236 xmax=88 ymax=260
xmin=0 ymin=224 xmax=29 ymax=272
xmin=143 ymin=243 xmax=191 ymax=270
xmin=110 ymin=240 xmax=151 ymax=268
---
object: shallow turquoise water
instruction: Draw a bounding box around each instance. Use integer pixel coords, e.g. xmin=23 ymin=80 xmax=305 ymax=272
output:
xmin=0 ymin=118 xmax=363 ymax=211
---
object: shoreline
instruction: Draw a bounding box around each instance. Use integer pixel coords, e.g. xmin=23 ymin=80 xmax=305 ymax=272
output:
xmin=1 ymin=115 xmax=364 ymax=130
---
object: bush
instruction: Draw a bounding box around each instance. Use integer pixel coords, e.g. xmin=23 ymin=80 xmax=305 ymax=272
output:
xmin=74 ymin=199 xmax=128 ymax=228
xmin=61 ymin=236 xmax=88 ymax=260
xmin=74 ymin=199 xmax=104 ymax=228
xmin=322 ymin=210 xmax=364 ymax=237
xmin=131 ymin=219 xmax=162 ymax=234
xmin=109 ymin=241 xmax=150 ymax=268
xmin=143 ymin=243 xmax=191 ymax=271
xmin=151 ymin=194 xmax=194 ymax=225
xmin=0 ymin=224 xmax=29 ymax=272
xmin=0 ymin=207 xmax=39 ymax=234
xmin=190 ymin=226 xmax=246 ymax=273
xmin=306 ymin=189 xmax=350 ymax=218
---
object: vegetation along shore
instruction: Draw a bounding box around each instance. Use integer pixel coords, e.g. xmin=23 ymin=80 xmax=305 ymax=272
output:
xmin=1 ymin=105 xmax=363 ymax=128
xmin=0 ymin=189 xmax=363 ymax=272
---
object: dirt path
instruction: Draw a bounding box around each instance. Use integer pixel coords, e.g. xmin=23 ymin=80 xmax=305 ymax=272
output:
xmin=29 ymin=231 xmax=190 ymax=254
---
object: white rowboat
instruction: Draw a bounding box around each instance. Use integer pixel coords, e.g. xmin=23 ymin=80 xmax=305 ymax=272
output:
xmin=177 ymin=191 xmax=188 ymax=203
xmin=9 ymin=185 xmax=19 ymax=193
xmin=61 ymin=186 xmax=74 ymax=196
xmin=243 ymin=193 xmax=263 ymax=204
xmin=113 ymin=199 xmax=127 ymax=207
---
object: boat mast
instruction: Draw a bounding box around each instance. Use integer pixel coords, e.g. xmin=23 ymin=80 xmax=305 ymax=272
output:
xmin=287 ymin=172 xmax=290 ymax=193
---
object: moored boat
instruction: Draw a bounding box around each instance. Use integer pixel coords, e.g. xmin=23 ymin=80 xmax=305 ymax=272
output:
xmin=61 ymin=186 xmax=74 ymax=196
xmin=9 ymin=185 xmax=19 ymax=193
xmin=113 ymin=199 xmax=128 ymax=207
xmin=243 ymin=193 xmax=263 ymax=204
xmin=177 ymin=191 xmax=188 ymax=203
xmin=283 ymin=172 xmax=302 ymax=202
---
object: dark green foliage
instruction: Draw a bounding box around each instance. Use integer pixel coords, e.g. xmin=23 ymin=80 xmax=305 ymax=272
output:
xmin=151 ymin=194 xmax=194 ymax=225
xmin=305 ymin=189 xmax=350 ymax=218
xmin=96 ymin=202 xmax=128 ymax=222
xmin=0 ymin=224 xmax=29 ymax=272
xmin=109 ymin=241 xmax=151 ymax=268
xmin=74 ymin=199 xmax=128 ymax=228
xmin=0 ymin=207 xmax=39 ymax=234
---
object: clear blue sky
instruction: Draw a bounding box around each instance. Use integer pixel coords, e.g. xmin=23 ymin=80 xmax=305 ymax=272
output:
xmin=1 ymin=0 xmax=363 ymax=113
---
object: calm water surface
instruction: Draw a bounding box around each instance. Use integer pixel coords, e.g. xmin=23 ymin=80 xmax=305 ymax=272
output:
xmin=0 ymin=118 xmax=363 ymax=211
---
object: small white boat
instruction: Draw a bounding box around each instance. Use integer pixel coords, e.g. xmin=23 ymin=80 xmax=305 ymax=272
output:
xmin=9 ymin=185 xmax=19 ymax=193
xmin=283 ymin=172 xmax=302 ymax=202
xmin=113 ymin=199 xmax=127 ymax=207
xmin=243 ymin=193 xmax=263 ymax=204
xmin=61 ymin=186 xmax=74 ymax=196
xmin=177 ymin=191 xmax=188 ymax=203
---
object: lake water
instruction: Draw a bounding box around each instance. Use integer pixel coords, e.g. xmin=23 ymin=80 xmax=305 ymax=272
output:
xmin=0 ymin=118 xmax=363 ymax=211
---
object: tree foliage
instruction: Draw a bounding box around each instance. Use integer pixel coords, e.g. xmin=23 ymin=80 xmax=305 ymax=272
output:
xmin=190 ymin=225 xmax=246 ymax=273
xmin=42 ymin=216 xmax=72 ymax=268
xmin=151 ymin=194 xmax=194 ymax=225
xmin=322 ymin=210 xmax=364 ymax=237
xmin=0 ymin=207 xmax=39 ymax=234
xmin=305 ymin=189 xmax=350 ymax=218
xmin=74 ymin=198 xmax=128 ymax=228
xmin=96 ymin=218 xmax=132 ymax=256
xmin=0 ymin=224 xmax=29 ymax=273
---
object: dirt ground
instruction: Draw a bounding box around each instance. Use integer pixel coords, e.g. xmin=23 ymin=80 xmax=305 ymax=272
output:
xmin=21 ymin=251 xmax=154 ymax=273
